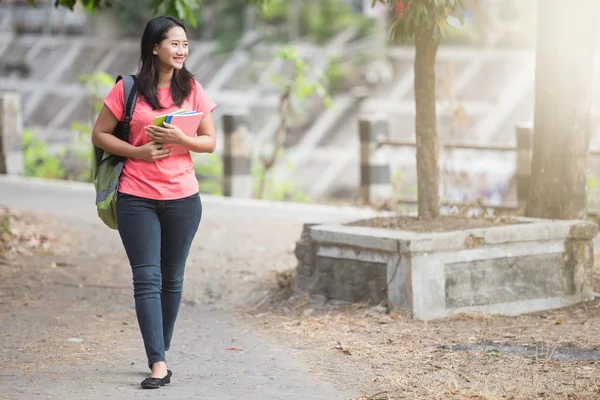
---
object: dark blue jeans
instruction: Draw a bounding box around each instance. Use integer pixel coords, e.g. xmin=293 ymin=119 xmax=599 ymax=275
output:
xmin=117 ymin=192 xmax=202 ymax=368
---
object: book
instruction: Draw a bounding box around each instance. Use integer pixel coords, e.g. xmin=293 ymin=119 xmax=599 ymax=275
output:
xmin=160 ymin=111 xmax=205 ymax=155
xmin=154 ymin=109 xmax=186 ymax=127
xmin=165 ymin=111 xmax=198 ymax=123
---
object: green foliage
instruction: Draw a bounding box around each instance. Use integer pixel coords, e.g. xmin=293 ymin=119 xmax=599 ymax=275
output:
xmin=258 ymin=0 xmax=372 ymax=44
xmin=36 ymin=0 xmax=106 ymax=12
xmin=22 ymin=130 xmax=66 ymax=180
xmin=372 ymin=0 xmax=465 ymax=42
xmin=80 ymin=72 xmax=114 ymax=114
xmin=301 ymin=0 xmax=339 ymax=44
xmin=71 ymin=123 xmax=93 ymax=181
xmin=27 ymin=0 xmax=201 ymax=27
xmin=30 ymin=0 xmax=369 ymax=45
xmin=258 ymin=0 xmax=286 ymax=21
xmin=22 ymin=129 xmax=96 ymax=183
xmin=28 ymin=0 xmax=271 ymax=28
xmin=324 ymin=57 xmax=344 ymax=94
xmin=194 ymin=153 xmax=223 ymax=195
xmin=150 ymin=0 xmax=202 ymax=27
xmin=21 ymin=70 xmax=111 ymax=182
xmin=254 ymin=45 xmax=331 ymax=199
xmin=590 ymin=173 xmax=598 ymax=191
xmin=69 ymin=72 xmax=115 ymax=181
xmin=100 ymin=0 xmax=160 ymax=37
xmin=210 ymin=0 xmax=250 ymax=53
xmin=252 ymin=160 xmax=311 ymax=202
xmin=303 ymin=0 xmax=371 ymax=44
xmin=334 ymin=8 xmax=374 ymax=39
xmin=587 ymin=173 xmax=600 ymax=212
xmin=270 ymin=45 xmax=333 ymax=110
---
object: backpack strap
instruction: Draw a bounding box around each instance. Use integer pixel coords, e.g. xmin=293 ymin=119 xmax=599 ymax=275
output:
xmin=115 ymin=74 xmax=138 ymax=143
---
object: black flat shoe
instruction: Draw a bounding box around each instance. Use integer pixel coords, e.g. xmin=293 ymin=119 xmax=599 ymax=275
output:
xmin=141 ymin=369 xmax=172 ymax=389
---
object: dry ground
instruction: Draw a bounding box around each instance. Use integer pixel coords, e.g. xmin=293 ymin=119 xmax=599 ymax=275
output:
xmin=241 ymin=269 xmax=600 ymax=399
xmin=0 ymin=206 xmax=299 ymax=376
xmin=347 ymin=215 xmax=524 ymax=233
xmin=4 ymin=208 xmax=600 ymax=399
xmin=0 ymin=208 xmax=141 ymax=375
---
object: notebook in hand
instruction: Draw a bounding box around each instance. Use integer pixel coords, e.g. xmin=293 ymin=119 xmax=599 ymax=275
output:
xmin=154 ymin=109 xmax=186 ymax=127
xmin=162 ymin=112 xmax=204 ymax=155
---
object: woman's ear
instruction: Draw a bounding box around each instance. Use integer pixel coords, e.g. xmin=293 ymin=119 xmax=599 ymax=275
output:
xmin=153 ymin=44 xmax=158 ymax=55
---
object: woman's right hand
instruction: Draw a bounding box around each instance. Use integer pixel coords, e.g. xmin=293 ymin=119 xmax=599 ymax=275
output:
xmin=134 ymin=142 xmax=173 ymax=162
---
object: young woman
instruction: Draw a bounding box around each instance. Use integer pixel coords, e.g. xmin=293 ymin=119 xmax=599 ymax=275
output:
xmin=91 ymin=16 xmax=216 ymax=389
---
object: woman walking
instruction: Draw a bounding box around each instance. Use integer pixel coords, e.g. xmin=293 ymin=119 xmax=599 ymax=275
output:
xmin=91 ymin=16 xmax=216 ymax=389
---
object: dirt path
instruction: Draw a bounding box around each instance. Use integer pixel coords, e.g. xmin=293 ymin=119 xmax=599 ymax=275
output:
xmin=0 ymin=204 xmax=356 ymax=399
xmin=241 ymin=276 xmax=600 ymax=400
xmin=8 ymin=177 xmax=600 ymax=399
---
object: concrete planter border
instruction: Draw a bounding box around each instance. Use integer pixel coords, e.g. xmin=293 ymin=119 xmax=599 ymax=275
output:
xmin=294 ymin=217 xmax=598 ymax=321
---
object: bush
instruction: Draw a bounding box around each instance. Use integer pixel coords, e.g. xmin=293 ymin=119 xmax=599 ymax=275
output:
xmin=22 ymin=131 xmax=66 ymax=180
xmin=194 ymin=153 xmax=223 ymax=195
xmin=259 ymin=0 xmax=372 ymax=44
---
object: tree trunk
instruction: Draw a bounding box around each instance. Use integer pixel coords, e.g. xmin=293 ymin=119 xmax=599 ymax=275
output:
xmin=414 ymin=25 xmax=440 ymax=220
xmin=526 ymin=0 xmax=598 ymax=220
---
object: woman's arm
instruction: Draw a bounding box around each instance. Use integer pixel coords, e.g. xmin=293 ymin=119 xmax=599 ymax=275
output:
xmin=92 ymin=105 xmax=173 ymax=162
xmin=92 ymin=105 xmax=139 ymax=158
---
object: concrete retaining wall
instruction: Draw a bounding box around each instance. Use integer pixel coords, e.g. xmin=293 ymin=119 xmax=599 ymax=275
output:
xmin=294 ymin=217 xmax=598 ymax=320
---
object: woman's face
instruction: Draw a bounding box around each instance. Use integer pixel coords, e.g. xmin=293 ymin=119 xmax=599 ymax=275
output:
xmin=153 ymin=26 xmax=188 ymax=71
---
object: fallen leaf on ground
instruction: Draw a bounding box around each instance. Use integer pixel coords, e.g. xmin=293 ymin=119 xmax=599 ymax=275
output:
xmin=226 ymin=346 xmax=245 ymax=351
xmin=333 ymin=341 xmax=352 ymax=355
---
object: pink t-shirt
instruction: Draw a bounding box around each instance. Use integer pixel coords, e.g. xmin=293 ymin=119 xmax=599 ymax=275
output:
xmin=103 ymin=79 xmax=216 ymax=200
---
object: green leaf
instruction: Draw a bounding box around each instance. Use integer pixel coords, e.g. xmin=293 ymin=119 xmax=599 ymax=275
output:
xmin=174 ymin=0 xmax=186 ymax=19
xmin=151 ymin=0 xmax=163 ymax=12
xmin=315 ymin=84 xmax=326 ymax=98
xmin=186 ymin=7 xmax=198 ymax=28
xmin=268 ymin=71 xmax=284 ymax=87
xmin=78 ymin=0 xmax=99 ymax=12
xmin=285 ymin=158 xmax=295 ymax=173
xmin=159 ymin=0 xmax=179 ymax=18
xmin=590 ymin=174 xmax=598 ymax=190
xmin=71 ymin=121 xmax=90 ymax=133
xmin=56 ymin=0 xmax=76 ymax=10
xmin=296 ymin=83 xmax=313 ymax=100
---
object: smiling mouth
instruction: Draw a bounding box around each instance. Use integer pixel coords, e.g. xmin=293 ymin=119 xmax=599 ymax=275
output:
xmin=174 ymin=58 xmax=185 ymax=63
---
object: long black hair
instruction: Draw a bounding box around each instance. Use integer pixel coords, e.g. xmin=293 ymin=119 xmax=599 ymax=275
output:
xmin=136 ymin=16 xmax=194 ymax=110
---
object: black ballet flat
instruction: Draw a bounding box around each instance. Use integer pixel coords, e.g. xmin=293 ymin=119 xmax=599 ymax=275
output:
xmin=141 ymin=369 xmax=172 ymax=389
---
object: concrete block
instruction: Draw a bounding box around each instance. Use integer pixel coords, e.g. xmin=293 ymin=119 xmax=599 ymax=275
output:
xmin=310 ymin=224 xmax=401 ymax=253
xmin=386 ymin=255 xmax=412 ymax=311
xmin=568 ymin=222 xmax=599 ymax=240
xmin=294 ymin=216 xmax=599 ymax=320
xmin=311 ymin=256 xmax=387 ymax=305
xmin=317 ymin=246 xmax=389 ymax=264
xmin=410 ymin=254 xmax=447 ymax=320
xmin=444 ymin=253 xmax=566 ymax=308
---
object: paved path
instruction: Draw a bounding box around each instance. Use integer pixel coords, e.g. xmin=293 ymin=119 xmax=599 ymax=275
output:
xmin=5 ymin=310 xmax=351 ymax=400
xmin=0 ymin=176 xmax=378 ymax=400
xmin=0 ymin=175 xmax=378 ymax=225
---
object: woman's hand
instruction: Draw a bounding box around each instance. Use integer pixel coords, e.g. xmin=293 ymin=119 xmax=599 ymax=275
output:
xmin=134 ymin=142 xmax=173 ymax=162
xmin=145 ymin=122 xmax=186 ymax=145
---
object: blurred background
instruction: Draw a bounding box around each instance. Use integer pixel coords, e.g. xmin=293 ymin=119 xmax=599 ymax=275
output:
xmin=1 ymin=0 xmax=597 ymax=211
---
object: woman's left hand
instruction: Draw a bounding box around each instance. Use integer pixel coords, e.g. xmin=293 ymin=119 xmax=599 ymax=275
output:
xmin=145 ymin=122 xmax=186 ymax=145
